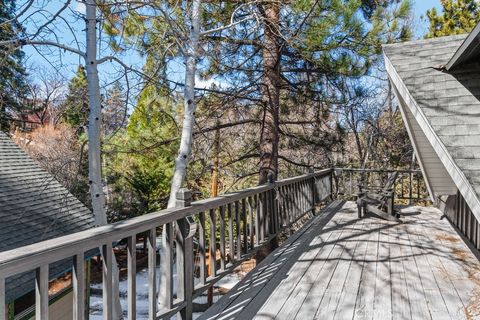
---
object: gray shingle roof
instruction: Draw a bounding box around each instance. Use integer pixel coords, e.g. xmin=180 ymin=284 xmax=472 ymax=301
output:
xmin=0 ymin=131 xmax=95 ymax=303
xmin=446 ymin=22 xmax=480 ymax=70
xmin=383 ymin=34 xmax=480 ymax=206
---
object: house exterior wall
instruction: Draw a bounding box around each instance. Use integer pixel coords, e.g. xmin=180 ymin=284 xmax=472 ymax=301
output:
xmin=46 ymin=291 xmax=73 ymax=320
xmin=19 ymin=291 xmax=73 ymax=320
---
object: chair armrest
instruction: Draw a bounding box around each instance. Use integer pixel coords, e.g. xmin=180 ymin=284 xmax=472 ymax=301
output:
xmin=379 ymin=190 xmax=395 ymax=198
xmin=358 ymin=186 xmax=395 ymax=192
xmin=358 ymin=185 xmax=384 ymax=191
xmin=359 ymin=190 xmax=394 ymax=200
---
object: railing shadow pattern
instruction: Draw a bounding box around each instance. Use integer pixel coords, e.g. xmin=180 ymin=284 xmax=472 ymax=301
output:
xmin=0 ymin=169 xmax=333 ymax=320
xmin=0 ymin=167 xmax=451 ymax=320
xmin=200 ymin=203 xmax=480 ymax=320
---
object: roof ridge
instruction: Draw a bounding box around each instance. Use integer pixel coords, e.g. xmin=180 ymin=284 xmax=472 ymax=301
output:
xmin=383 ymin=34 xmax=468 ymax=48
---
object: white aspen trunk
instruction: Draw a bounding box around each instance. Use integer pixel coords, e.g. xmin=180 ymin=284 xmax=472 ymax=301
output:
xmin=85 ymin=0 xmax=106 ymax=226
xmin=361 ymin=134 xmax=372 ymax=169
xmin=166 ymin=0 xmax=201 ymax=208
xmin=159 ymin=0 xmax=202 ymax=309
xmin=85 ymin=2 xmax=123 ymax=318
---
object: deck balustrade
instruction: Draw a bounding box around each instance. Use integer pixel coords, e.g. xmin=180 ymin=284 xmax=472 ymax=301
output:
xmin=333 ymin=168 xmax=429 ymax=203
xmin=0 ymin=168 xmax=444 ymax=320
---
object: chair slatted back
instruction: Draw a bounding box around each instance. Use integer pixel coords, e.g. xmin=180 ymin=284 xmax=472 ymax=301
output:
xmin=383 ymin=171 xmax=399 ymax=192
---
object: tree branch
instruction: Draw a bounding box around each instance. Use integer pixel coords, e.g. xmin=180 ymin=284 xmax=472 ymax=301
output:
xmin=0 ymin=39 xmax=86 ymax=58
xmin=278 ymin=155 xmax=324 ymax=169
xmin=201 ymin=14 xmax=258 ymax=36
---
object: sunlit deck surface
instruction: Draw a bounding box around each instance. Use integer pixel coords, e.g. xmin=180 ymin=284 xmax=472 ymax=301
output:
xmin=200 ymin=201 xmax=480 ymax=320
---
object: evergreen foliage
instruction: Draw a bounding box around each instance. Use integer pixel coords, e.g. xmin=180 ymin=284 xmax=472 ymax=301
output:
xmin=95 ymin=0 xmax=414 ymax=200
xmin=61 ymin=65 xmax=89 ymax=128
xmin=0 ymin=0 xmax=28 ymax=130
xmin=103 ymin=82 xmax=126 ymax=134
xmin=105 ymin=86 xmax=179 ymax=219
xmin=426 ymin=0 xmax=480 ymax=38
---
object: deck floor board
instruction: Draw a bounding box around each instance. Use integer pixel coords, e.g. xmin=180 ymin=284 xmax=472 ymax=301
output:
xmin=199 ymin=202 xmax=480 ymax=320
xmin=262 ymin=211 xmax=349 ymax=320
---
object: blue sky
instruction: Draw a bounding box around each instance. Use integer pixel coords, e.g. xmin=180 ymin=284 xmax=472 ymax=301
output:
xmin=412 ymin=0 xmax=443 ymax=37
xmin=22 ymin=0 xmax=444 ymax=88
xmin=415 ymin=0 xmax=442 ymax=15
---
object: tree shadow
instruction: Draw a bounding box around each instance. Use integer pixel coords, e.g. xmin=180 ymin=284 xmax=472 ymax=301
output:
xmin=200 ymin=201 xmax=480 ymax=320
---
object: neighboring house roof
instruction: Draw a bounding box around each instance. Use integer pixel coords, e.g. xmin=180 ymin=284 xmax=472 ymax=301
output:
xmin=383 ymin=29 xmax=480 ymax=223
xmin=0 ymin=131 xmax=95 ymax=303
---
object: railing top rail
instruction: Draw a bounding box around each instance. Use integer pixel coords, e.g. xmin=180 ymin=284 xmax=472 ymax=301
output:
xmin=333 ymin=168 xmax=422 ymax=174
xmin=0 ymin=169 xmax=333 ymax=278
xmin=276 ymin=168 xmax=332 ymax=186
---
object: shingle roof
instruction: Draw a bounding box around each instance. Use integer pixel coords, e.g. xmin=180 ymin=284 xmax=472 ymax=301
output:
xmin=0 ymin=131 xmax=95 ymax=302
xmin=446 ymin=23 xmax=480 ymax=70
xmin=383 ymin=34 xmax=480 ymax=211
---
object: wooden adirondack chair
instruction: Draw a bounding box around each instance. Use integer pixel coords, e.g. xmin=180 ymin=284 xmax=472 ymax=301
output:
xmin=356 ymin=171 xmax=401 ymax=222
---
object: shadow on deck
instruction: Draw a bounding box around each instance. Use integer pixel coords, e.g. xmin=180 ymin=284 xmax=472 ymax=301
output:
xmin=199 ymin=201 xmax=480 ymax=320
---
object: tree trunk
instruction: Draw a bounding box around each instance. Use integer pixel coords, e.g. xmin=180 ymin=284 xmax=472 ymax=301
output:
xmin=361 ymin=134 xmax=372 ymax=169
xmin=259 ymin=3 xmax=281 ymax=184
xmin=387 ymin=80 xmax=394 ymax=125
xmin=166 ymin=0 xmax=201 ymax=208
xmin=349 ymin=109 xmax=364 ymax=166
xmin=160 ymin=0 xmax=202 ymax=309
xmin=85 ymin=2 xmax=122 ymax=318
xmin=85 ymin=0 xmax=106 ymax=225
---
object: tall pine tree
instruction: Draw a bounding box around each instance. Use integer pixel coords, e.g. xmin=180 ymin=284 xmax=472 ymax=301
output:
xmin=105 ymin=85 xmax=178 ymax=217
xmin=101 ymin=0 xmax=413 ymax=183
xmin=61 ymin=65 xmax=89 ymax=128
xmin=0 ymin=0 xmax=28 ymax=130
xmin=103 ymin=82 xmax=126 ymax=135
xmin=426 ymin=0 xmax=480 ymax=38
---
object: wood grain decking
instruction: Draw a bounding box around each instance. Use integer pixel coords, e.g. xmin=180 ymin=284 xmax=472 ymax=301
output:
xmin=199 ymin=201 xmax=480 ymax=320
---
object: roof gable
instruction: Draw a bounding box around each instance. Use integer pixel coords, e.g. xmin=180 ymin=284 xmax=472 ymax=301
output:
xmin=446 ymin=22 xmax=480 ymax=70
xmin=383 ymin=34 xmax=480 ymax=225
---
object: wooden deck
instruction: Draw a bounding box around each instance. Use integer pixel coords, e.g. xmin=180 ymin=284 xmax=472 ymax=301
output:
xmin=199 ymin=201 xmax=480 ymax=320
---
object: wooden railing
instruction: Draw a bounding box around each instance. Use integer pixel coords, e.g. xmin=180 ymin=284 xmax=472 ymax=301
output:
xmin=446 ymin=191 xmax=480 ymax=251
xmin=0 ymin=169 xmax=333 ymax=320
xmin=333 ymin=168 xmax=429 ymax=204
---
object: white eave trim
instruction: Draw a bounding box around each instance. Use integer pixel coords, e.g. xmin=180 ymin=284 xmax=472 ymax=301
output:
xmin=384 ymin=53 xmax=480 ymax=222
xmin=392 ymin=84 xmax=435 ymax=202
xmin=446 ymin=22 xmax=480 ymax=71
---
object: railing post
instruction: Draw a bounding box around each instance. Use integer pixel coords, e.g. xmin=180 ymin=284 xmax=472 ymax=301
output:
xmin=257 ymin=193 xmax=265 ymax=243
xmin=309 ymin=167 xmax=316 ymax=214
xmin=35 ymin=265 xmax=49 ymax=320
xmin=127 ymin=236 xmax=137 ymax=320
xmin=148 ymin=229 xmax=157 ymax=320
xmin=102 ymin=244 xmax=113 ymax=320
xmin=176 ymin=189 xmax=197 ymax=320
xmin=159 ymin=222 xmax=174 ymax=310
xmin=329 ymin=168 xmax=338 ymax=200
xmin=267 ymin=172 xmax=278 ymax=234
xmin=409 ymin=171 xmax=413 ymax=205
xmin=73 ymin=252 xmax=85 ymax=320
xmin=0 ymin=276 xmax=5 ymax=320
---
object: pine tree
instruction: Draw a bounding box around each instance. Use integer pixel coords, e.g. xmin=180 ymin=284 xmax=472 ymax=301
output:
xmin=103 ymin=83 xmax=126 ymax=135
xmin=102 ymin=0 xmax=413 ymax=184
xmin=202 ymin=0 xmax=412 ymax=182
xmin=426 ymin=0 xmax=480 ymax=38
xmin=0 ymin=0 xmax=28 ymax=130
xmin=105 ymin=85 xmax=179 ymax=217
xmin=61 ymin=65 xmax=89 ymax=128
